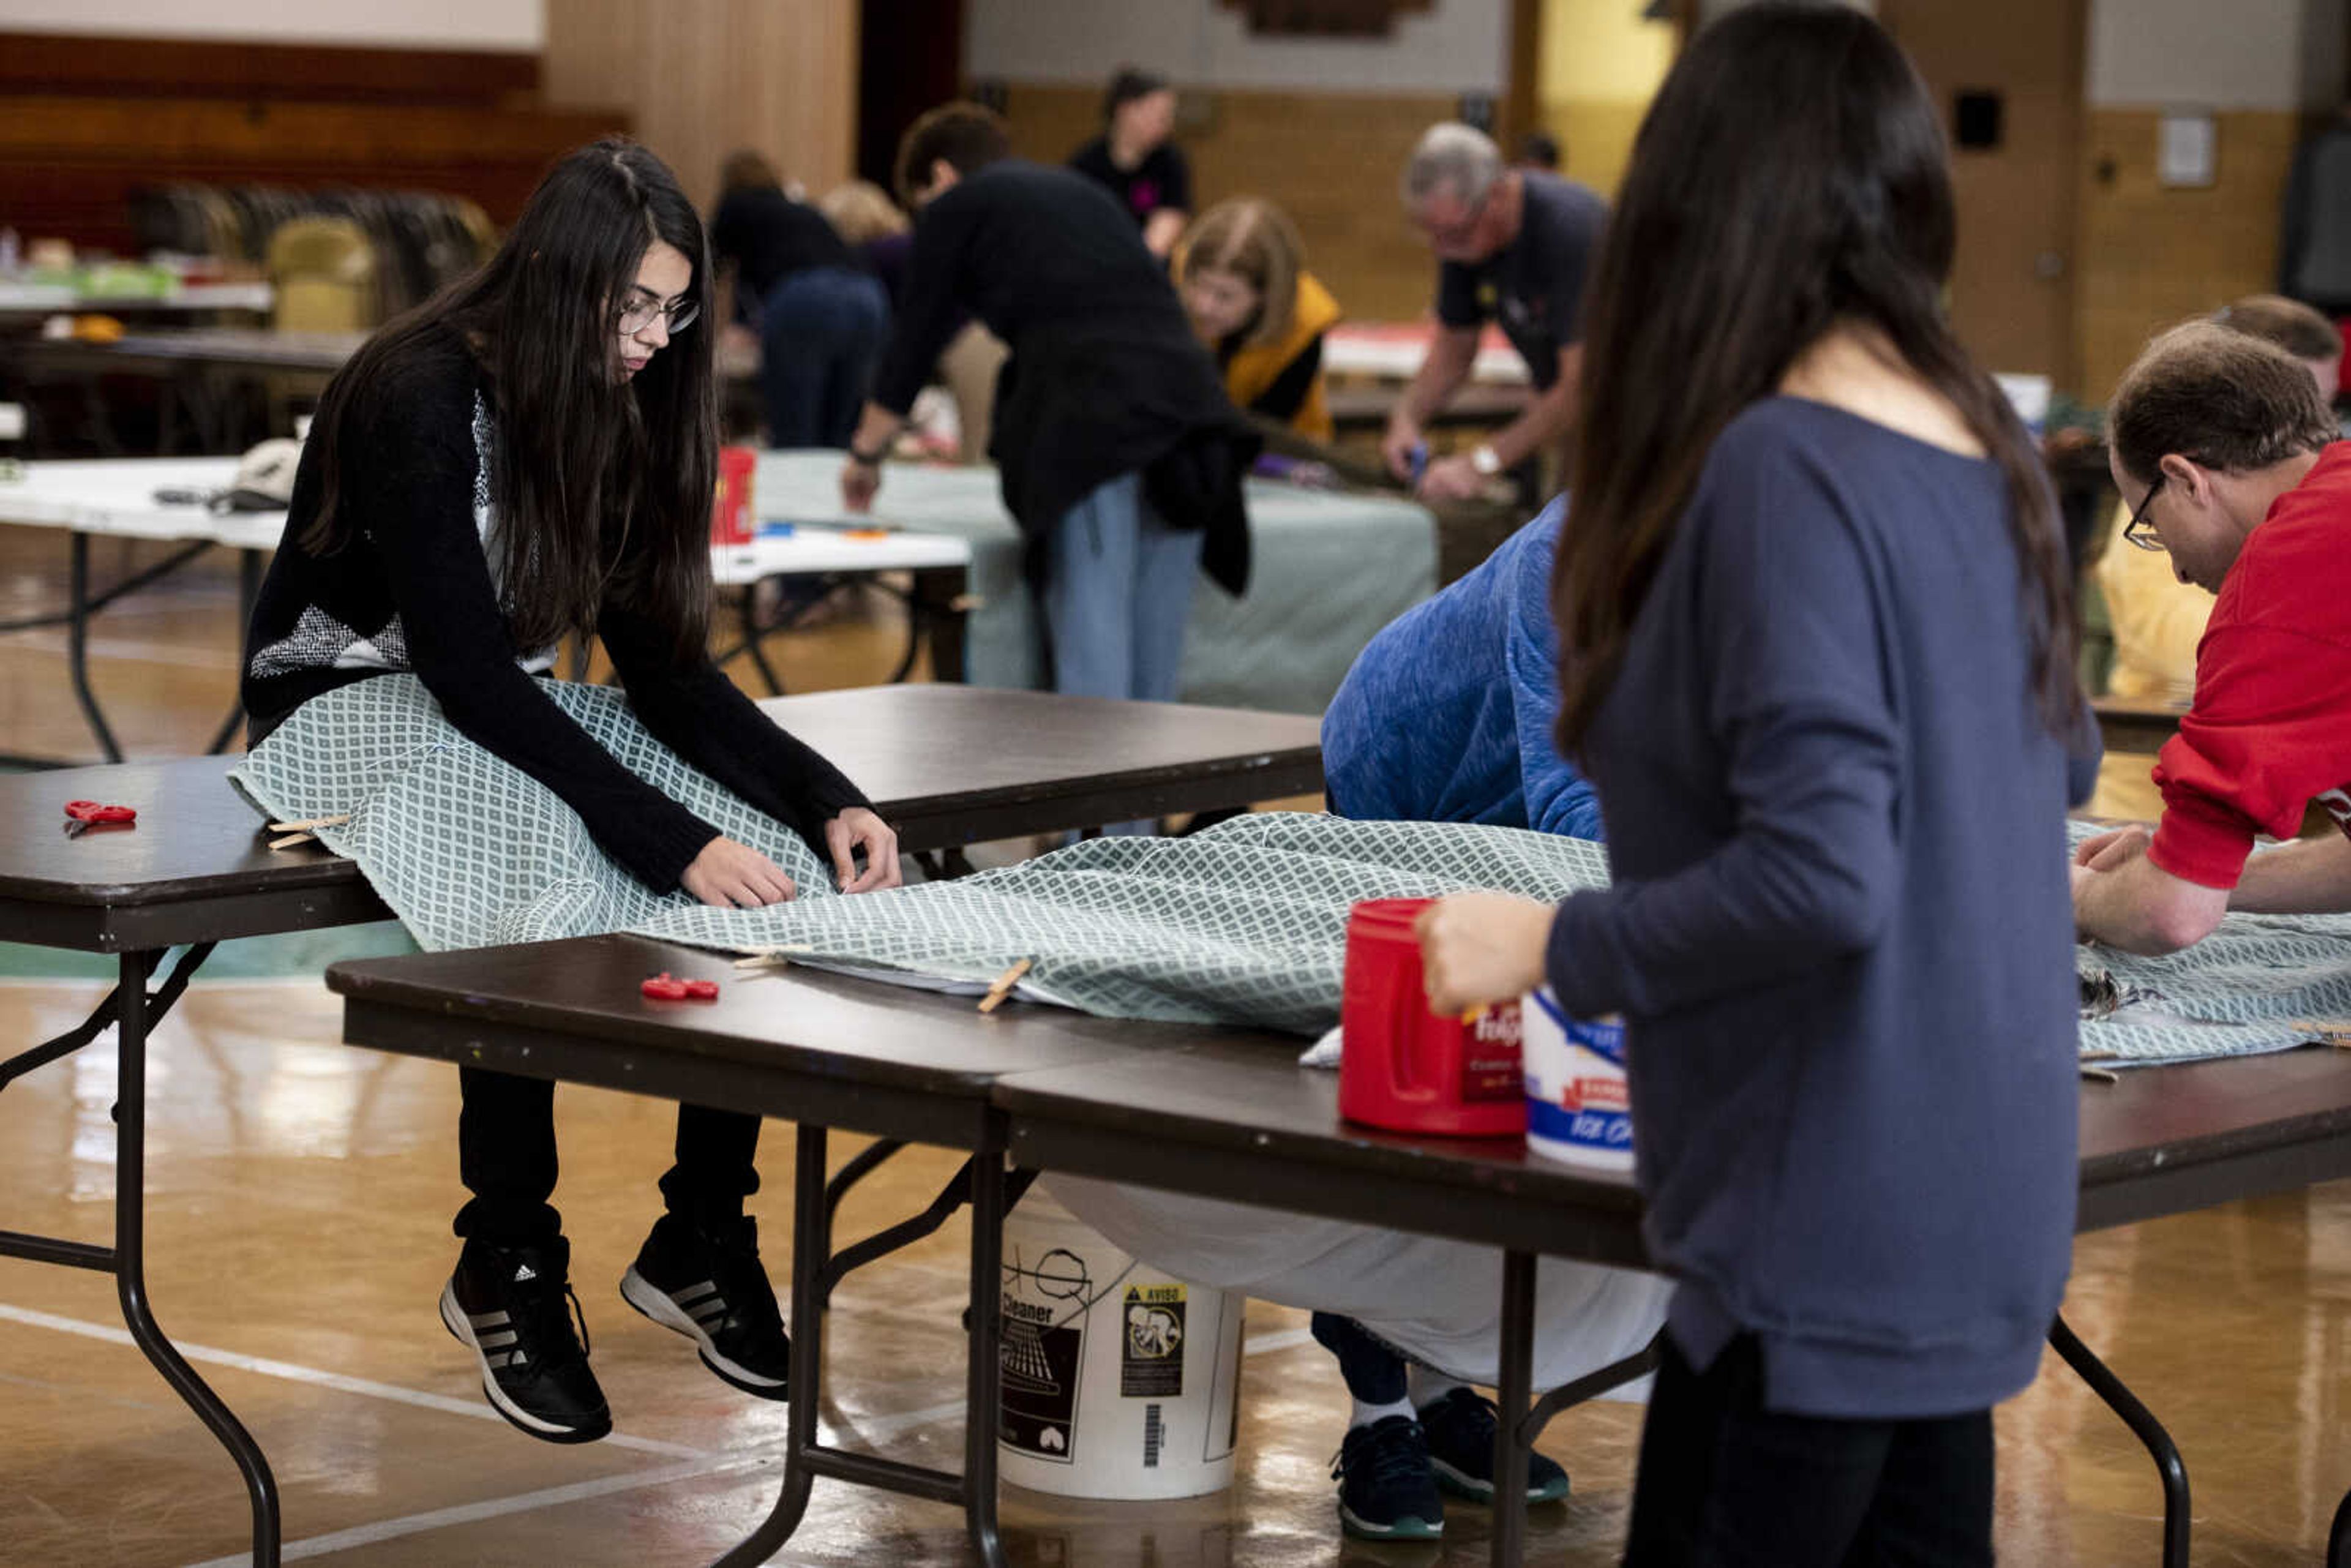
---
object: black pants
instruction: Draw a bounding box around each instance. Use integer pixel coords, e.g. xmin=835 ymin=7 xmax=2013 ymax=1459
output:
xmin=452 ymin=1066 xmax=761 ymax=1245
xmin=1622 ymin=1335 xmax=1993 ymax=1568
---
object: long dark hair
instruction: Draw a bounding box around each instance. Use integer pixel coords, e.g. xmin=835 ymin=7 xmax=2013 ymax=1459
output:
xmin=303 ymin=137 xmax=716 ymax=664
xmin=1554 ymin=3 xmax=2074 ymax=751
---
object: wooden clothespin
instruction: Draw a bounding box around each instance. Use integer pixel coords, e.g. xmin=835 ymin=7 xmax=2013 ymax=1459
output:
xmin=732 ymin=943 xmax=816 ymax=971
xmin=978 ymin=958 xmax=1033 ymax=1014
xmin=267 ymin=813 xmax=351 ymax=833
xmin=268 ymin=831 xmax=317 ymax=852
xmin=2079 ymin=1065 xmax=2121 ymax=1084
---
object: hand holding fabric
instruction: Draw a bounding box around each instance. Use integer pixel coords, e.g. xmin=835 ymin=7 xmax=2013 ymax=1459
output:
xmin=681 ymin=836 xmax=800 ymax=909
xmin=827 ymin=806 xmax=902 ymax=893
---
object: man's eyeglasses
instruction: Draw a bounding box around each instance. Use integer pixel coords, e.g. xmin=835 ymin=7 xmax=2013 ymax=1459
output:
xmin=2121 ymin=476 xmax=2167 ymax=552
xmin=616 ymin=290 xmax=700 ymax=337
xmin=1420 ymin=184 xmax=1492 ymax=250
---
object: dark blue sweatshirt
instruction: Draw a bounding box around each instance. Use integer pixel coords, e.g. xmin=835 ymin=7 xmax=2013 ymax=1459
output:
xmin=1546 ymin=397 xmax=2090 ymax=1419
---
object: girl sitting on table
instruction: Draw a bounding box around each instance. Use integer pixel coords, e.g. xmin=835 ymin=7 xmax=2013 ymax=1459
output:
xmin=1176 ymin=197 xmax=1343 ymax=442
xmin=1419 ymin=6 xmax=2094 ymax=1562
xmin=241 ymin=138 xmax=901 ymax=1446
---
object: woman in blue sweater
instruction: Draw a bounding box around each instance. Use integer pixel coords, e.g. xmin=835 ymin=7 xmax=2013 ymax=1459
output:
xmin=1420 ymin=7 xmax=2091 ymax=1562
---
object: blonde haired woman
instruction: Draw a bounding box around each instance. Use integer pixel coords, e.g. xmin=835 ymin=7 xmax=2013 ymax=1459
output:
xmin=1177 ymin=198 xmax=1343 ymax=441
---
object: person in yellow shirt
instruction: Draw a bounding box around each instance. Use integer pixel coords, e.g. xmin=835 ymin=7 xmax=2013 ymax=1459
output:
xmin=2090 ymin=293 xmax=2342 ymax=817
xmin=1176 ymin=198 xmax=1343 ymax=441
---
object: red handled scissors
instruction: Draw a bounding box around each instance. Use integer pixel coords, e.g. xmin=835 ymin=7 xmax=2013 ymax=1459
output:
xmin=62 ymin=800 xmax=137 ymax=838
xmin=641 ymin=972 xmax=719 ymax=1002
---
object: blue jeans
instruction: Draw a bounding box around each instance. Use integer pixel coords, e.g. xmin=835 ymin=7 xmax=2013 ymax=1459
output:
xmin=1044 ymin=471 xmax=1202 ymax=835
xmin=757 ymin=266 xmax=889 ymax=449
xmin=1042 ymin=470 xmax=1200 ymax=704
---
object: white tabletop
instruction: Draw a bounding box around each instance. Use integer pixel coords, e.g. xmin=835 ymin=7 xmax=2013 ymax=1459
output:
xmin=0 ymin=458 xmax=970 ymax=572
xmin=0 ymin=282 xmax=276 ymax=315
xmin=1323 ymin=323 xmax=1530 ymax=386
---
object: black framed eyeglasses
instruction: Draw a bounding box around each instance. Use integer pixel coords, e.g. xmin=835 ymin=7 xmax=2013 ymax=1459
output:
xmin=615 ymin=290 xmax=699 ymax=337
xmin=2122 ymin=476 xmax=2168 ymax=552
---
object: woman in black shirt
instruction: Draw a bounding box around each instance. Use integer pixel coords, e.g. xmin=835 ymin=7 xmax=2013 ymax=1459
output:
xmin=1069 ymin=68 xmax=1191 ymax=260
xmin=244 ymin=139 xmax=899 ymax=1445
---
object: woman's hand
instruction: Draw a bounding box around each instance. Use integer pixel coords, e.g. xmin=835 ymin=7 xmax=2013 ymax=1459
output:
xmin=1415 ymin=892 xmax=1556 ymax=1016
xmin=681 ymin=837 xmax=799 ymax=909
xmin=840 ymin=456 xmax=881 ymax=512
xmin=825 ymin=807 xmax=902 ymax=893
xmin=2073 ymin=823 xmax=2153 ymax=871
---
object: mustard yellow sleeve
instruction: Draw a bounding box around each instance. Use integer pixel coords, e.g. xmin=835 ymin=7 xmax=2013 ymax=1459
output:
xmin=2093 ymin=498 xmax=2213 ymax=703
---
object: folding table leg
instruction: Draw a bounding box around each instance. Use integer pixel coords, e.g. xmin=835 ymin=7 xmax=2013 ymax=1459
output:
xmin=206 ymin=549 xmax=266 ymax=754
xmin=963 ymin=1150 xmax=1008 ymax=1568
xmin=111 ymin=951 xmax=282 ymax=1566
xmin=2048 ymin=1312 xmax=2189 ymax=1568
xmin=1489 ymin=1248 xmax=1537 ymax=1568
xmin=67 ymin=533 xmax=123 ymax=763
xmin=712 ymin=1124 xmax=829 ymax=1568
xmin=742 ymin=583 xmax=787 ymax=696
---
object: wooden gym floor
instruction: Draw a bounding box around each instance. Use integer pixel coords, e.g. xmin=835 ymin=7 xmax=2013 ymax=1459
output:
xmin=0 ymin=531 xmax=2347 ymax=1565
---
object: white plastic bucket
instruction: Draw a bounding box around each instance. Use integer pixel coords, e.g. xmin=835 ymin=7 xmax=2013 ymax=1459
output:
xmin=997 ymin=1188 xmax=1247 ymax=1499
xmin=1521 ymin=985 xmax=1634 ymax=1171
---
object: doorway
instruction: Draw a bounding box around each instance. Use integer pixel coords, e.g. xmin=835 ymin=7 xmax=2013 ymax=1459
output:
xmin=1880 ymin=0 xmax=2090 ymax=391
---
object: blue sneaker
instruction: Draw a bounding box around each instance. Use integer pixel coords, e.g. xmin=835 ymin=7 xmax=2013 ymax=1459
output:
xmin=1332 ymin=1414 xmax=1445 ymax=1540
xmin=1418 ymin=1386 xmax=1571 ymax=1504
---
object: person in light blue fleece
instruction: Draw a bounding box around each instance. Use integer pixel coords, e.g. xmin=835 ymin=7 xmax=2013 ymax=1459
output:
xmin=1321 ymin=494 xmax=1600 ymax=839
xmin=1308 ymin=493 xmax=1599 ymax=1539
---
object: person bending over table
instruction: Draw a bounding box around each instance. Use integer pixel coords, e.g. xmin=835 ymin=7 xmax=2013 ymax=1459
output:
xmin=1417 ymin=9 xmax=2094 ymax=1562
xmin=1380 ymin=122 xmax=1607 ymax=503
xmin=242 ymin=138 xmax=901 ymax=1447
xmin=1322 ymin=495 xmax=1599 ymax=839
xmin=839 ymin=103 xmax=1257 ymax=728
xmin=1176 ymin=197 xmax=1343 ymax=441
xmin=710 ymin=149 xmax=889 ymax=449
xmin=1301 ymin=493 xmax=1613 ymax=1539
xmin=2088 ymin=294 xmax=2342 ymax=819
xmin=1069 ymin=67 xmax=1191 ymax=262
xmin=2072 ymin=322 xmax=2349 ymax=955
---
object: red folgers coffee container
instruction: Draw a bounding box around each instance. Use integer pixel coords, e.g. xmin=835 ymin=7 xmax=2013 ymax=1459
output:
xmin=711 ymin=445 xmax=757 ymax=545
xmin=1338 ymin=896 xmax=1528 ymax=1137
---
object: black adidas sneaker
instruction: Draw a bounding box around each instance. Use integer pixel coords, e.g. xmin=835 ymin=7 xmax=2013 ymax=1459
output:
xmin=438 ymin=1234 xmax=612 ymax=1444
xmin=620 ymin=1212 xmax=791 ymax=1399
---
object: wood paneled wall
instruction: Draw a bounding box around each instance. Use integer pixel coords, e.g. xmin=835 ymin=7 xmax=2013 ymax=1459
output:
xmin=2074 ymin=108 xmax=2306 ymax=399
xmin=543 ymin=0 xmax=859 ymax=211
xmin=0 ymin=32 xmax=626 ymax=257
xmin=998 ymin=83 xmax=1457 ymax=322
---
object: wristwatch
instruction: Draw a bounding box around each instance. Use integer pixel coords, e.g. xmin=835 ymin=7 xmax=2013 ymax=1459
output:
xmin=849 ymin=443 xmax=888 ymax=468
xmin=1470 ymin=443 xmax=1503 ymax=478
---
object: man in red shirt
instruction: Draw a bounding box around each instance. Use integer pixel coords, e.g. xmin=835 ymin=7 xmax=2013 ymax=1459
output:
xmin=2074 ymin=321 xmax=2348 ymax=951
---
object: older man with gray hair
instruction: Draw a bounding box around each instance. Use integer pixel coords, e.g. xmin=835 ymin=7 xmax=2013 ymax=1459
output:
xmin=1381 ymin=121 xmax=1608 ymax=501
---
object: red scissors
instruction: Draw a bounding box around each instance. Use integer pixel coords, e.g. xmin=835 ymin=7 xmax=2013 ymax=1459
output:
xmin=641 ymin=972 xmax=719 ymax=1002
xmin=62 ymin=800 xmax=137 ymax=838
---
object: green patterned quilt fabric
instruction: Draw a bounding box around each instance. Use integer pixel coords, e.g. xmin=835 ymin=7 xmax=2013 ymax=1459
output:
xmin=2071 ymin=822 xmax=2351 ymax=1065
xmin=231 ymin=678 xmax=2351 ymax=1063
xmin=230 ymin=675 xmax=834 ymax=951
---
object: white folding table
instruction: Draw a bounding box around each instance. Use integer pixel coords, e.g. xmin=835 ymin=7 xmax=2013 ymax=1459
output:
xmin=0 ymin=459 xmax=972 ymax=763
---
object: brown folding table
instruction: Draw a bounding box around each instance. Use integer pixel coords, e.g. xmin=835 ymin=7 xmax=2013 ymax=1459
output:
xmin=327 ymin=921 xmax=2351 ymax=1568
xmin=0 ymin=683 xmax=1321 ymax=1568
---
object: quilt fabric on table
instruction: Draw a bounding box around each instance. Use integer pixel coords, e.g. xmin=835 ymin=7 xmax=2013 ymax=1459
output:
xmin=232 ymin=680 xmax=2351 ymax=1068
xmin=2070 ymin=823 xmax=2351 ymax=1065
xmin=229 ymin=674 xmax=833 ymax=952
xmin=651 ymin=814 xmax=1613 ymax=1035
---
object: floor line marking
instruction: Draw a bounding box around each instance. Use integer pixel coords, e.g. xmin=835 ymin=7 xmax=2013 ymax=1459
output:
xmin=0 ymin=1300 xmax=709 ymax=1459
xmin=177 ymin=1396 xmax=973 ymax=1566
